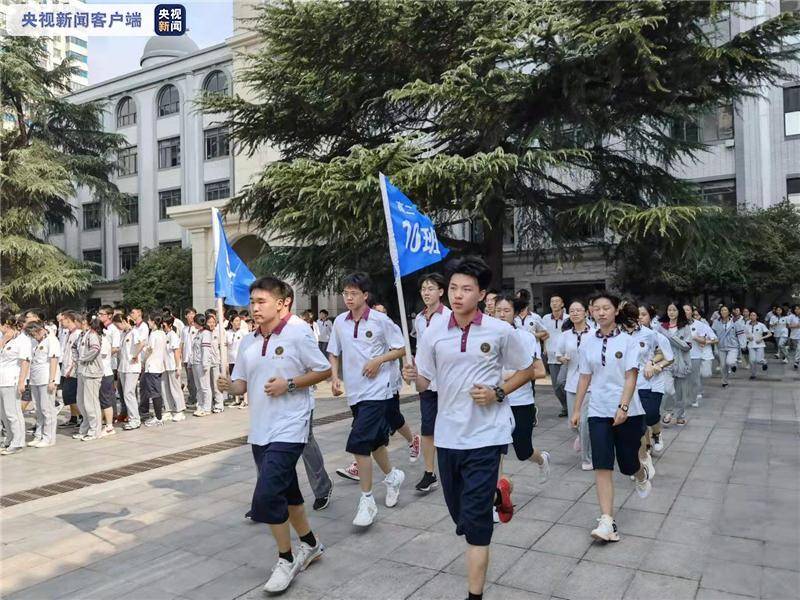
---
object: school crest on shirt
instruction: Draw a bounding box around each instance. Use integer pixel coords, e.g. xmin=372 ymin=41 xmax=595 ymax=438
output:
xmin=365 ymin=330 xmax=373 ymax=338
xmin=639 ymin=341 xmax=645 ymax=347
xmin=615 ymin=351 xmax=623 ymax=359
xmin=274 ymin=346 xmax=284 ymax=356
xmin=480 ymin=343 xmax=491 ymax=353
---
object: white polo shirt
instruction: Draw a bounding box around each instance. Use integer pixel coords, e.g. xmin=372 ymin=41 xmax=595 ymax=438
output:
xmin=100 ymin=335 xmax=114 ymax=377
xmin=104 ymin=325 xmax=121 ymax=371
xmin=0 ymin=335 xmax=32 ymax=387
xmin=133 ymin=321 xmax=150 ymax=360
xmin=61 ymin=329 xmax=82 ymax=378
xmin=416 ymin=311 xmax=533 ymax=450
xmin=746 ymin=322 xmax=770 ymax=349
xmin=688 ymin=320 xmax=714 ymax=360
xmin=165 ymin=330 xmax=181 ymax=371
xmin=317 ymin=319 xmax=332 ymax=343
xmin=578 ymin=328 xmax=644 ymax=418
xmin=514 ymin=311 xmax=544 ymax=337
xmin=30 ymin=335 xmax=61 ymax=386
xmin=181 ymin=323 xmax=198 ymax=364
xmin=232 ymin=315 xmax=330 ymax=446
xmin=541 ymin=312 xmax=566 ymax=363
xmin=227 ymin=328 xmax=245 ymax=363
xmin=326 ymin=307 xmax=405 ymax=406
xmin=556 ymin=324 xmax=595 ymax=394
xmin=172 ymin=317 xmax=185 ymax=335
xmin=504 ymin=328 xmax=540 ymax=406
xmin=789 ymin=314 xmax=800 ymax=341
xmin=118 ymin=328 xmax=142 ymax=374
xmin=414 ymin=303 xmax=452 ymax=393
xmin=770 ymin=316 xmax=788 ymax=339
xmin=145 ymin=330 xmax=167 ymax=374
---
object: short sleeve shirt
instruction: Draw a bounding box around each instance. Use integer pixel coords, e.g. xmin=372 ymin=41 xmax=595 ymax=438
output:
xmin=414 ymin=304 xmax=452 ymax=393
xmin=0 ymin=335 xmax=32 ymax=387
xmin=30 ymin=335 xmax=61 ymax=386
xmin=541 ymin=312 xmax=566 ymax=363
xmin=746 ymin=322 xmax=770 ymax=349
xmin=232 ymin=317 xmax=330 ymax=446
xmin=100 ymin=336 xmax=114 ymax=377
xmin=556 ymin=324 xmax=595 ymax=394
xmin=578 ymin=329 xmax=644 ymax=418
xmin=415 ymin=312 xmax=533 ymax=449
xmin=505 ymin=328 xmax=540 ymax=406
xmin=514 ymin=312 xmax=544 ymax=337
xmin=789 ymin=314 xmax=800 ymax=341
xmin=181 ymin=324 xmax=198 ymax=363
xmin=770 ymin=316 xmax=788 ymax=338
xmin=118 ymin=329 xmax=141 ymax=374
xmin=688 ymin=321 xmax=714 ymax=359
xmin=164 ymin=330 xmax=180 ymax=371
xmin=104 ymin=325 xmax=121 ymax=371
xmin=326 ymin=307 xmax=405 ymax=406
xmin=317 ymin=319 xmax=333 ymax=342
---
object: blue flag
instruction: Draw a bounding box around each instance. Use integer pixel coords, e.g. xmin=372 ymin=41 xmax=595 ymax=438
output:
xmin=212 ymin=208 xmax=256 ymax=307
xmin=381 ymin=175 xmax=449 ymax=277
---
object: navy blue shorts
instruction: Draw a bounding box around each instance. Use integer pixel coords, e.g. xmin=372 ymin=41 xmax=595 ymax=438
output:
xmin=251 ymin=442 xmax=305 ymax=524
xmin=140 ymin=372 xmax=162 ymax=401
xmin=419 ymin=390 xmax=438 ymax=437
xmin=510 ymin=404 xmax=535 ymax=461
xmin=588 ymin=415 xmax=646 ymax=475
xmin=437 ymin=445 xmax=506 ymax=546
xmin=61 ymin=376 xmax=77 ymax=406
xmin=386 ymin=393 xmax=406 ymax=435
xmin=346 ymin=400 xmax=391 ymax=456
xmin=99 ymin=375 xmax=115 ymax=409
xmin=638 ymin=389 xmax=663 ymax=427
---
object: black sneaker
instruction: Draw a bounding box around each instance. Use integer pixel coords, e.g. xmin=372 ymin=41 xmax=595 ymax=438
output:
xmin=532 ymin=404 xmax=538 ymax=427
xmin=244 ymin=509 xmax=252 ymax=520
xmin=731 ymin=365 xmax=737 ymax=373
xmin=59 ymin=417 xmax=78 ymax=428
xmin=313 ymin=487 xmax=333 ymax=511
xmin=749 ymin=375 xmax=756 ymax=380
xmin=415 ymin=472 xmax=439 ymax=492
xmin=762 ymin=363 xmax=768 ymax=371
xmin=558 ymin=408 xmax=568 ymax=418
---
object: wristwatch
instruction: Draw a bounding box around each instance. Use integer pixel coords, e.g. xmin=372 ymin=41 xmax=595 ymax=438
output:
xmin=493 ymin=386 xmax=506 ymax=403
xmin=618 ymin=404 xmax=629 ymax=412
xmin=287 ymin=378 xmax=297 ymax=393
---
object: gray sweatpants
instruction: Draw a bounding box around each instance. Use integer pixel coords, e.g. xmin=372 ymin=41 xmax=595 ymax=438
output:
xmin=162 ymin=370 xmax=186 ymax=413
xmin=210 ymin=365 xmax=224 ymax=411
xmin=77 ymin=376 xmax=102 ymax=438
xmin=183 ymin=363 xmax=197 ymax=405
xmin=549 ymin=363 xmax=568 ymax=410
xmin=120 ymin=371 xmax=141 ymax=426
xmin=689 ymin=358 xmax=703 ymax=403
xmin=749 ymin=347 xmax=766 ymax=377
xmin=192 ymin=364 xmax=212 ymax=412
xmin=31 ymin=384 xmax=58 ymax=444
xmin=663 ymin=376 xmax=691 ymax=420
xmin=0 ymin=386 xmax=26 ymax=449
xmin=302 ymin=412 xmax=332 ymax=499
xmin=720 ymin=349 xmax=739 ymax=385
xmin=566 ymin=391 xmax=592 ymax=465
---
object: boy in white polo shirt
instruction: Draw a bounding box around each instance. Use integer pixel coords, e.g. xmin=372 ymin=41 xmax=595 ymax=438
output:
xmin=404 ymin=257 xmax=536 ymax=600
xmin=219 ymin=277 xmax=330 ymax=594
xmin=327 ymin=272 xmax=407 ymax=527
xmin=542 ymin=295 xmax=569 ymax=417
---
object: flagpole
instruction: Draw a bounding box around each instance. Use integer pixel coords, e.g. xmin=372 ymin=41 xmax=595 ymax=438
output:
xmin=211 ymin=208 xmax=229 ymax=378
xmin=379 ymin=173 xmax=413 ymax=365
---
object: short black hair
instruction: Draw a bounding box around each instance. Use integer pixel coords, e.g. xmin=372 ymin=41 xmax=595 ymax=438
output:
xmin=99 ymin=304 xmax=114 ymax=314
xmin=419 ymin=272 xmax=446 ymax=290
xmin=319 ymin=309 xmax=329 ymax=316
xmin=184 ymin=307 xmax=197 ymax=316
xmin=249 ymin=276 xmax=292 ymax=300
xmin=341 ymin=272 xmax=372 ymax=294
xmin=194 ymin=313 xmax=207 ymax=329
xmin=445 ymin=256 xmax=492 ymax=290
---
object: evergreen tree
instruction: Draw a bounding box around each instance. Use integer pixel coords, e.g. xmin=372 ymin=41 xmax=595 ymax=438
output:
xmin=203 ymin=0 xmax=800 ymax=290
xmin=121 ymin=247 xmax=192 ymax=312
xmin=1 ymin=37 xmax=128 ymax=308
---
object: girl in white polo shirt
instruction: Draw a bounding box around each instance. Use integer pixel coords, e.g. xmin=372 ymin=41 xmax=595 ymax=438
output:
xmin=191 ymin=314 xmax=213 ymax=416
xmin=637 ymin=305 xmax=674 ymax=455
xmin=141 ymin=314 xmax=168 ymax=426
xmin=0 ymin=310 xmax=31 ymax=455
xmin=161 ymin=315 xmax=186 ymax=422
xmin=25 ymin=321 xmax=60 ymax=447
xmin=769 ymin=306 xmax=789 ymax=363
xmin=558 ymin=300 xmax=595 ymax=471
xmin=226 ymin=313 xmax=245 ymax=407
xmin=745 ymin=310 xmax=771 ymax=379
xmin=571 ymin=292 xmax=652 ymax=542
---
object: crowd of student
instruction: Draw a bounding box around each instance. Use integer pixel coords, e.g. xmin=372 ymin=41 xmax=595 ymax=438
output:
xmin=1 ymin=262 xmax=798 ymax=600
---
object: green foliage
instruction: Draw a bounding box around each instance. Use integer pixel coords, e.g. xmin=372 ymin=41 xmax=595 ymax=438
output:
xmin=120 ymin=247 xmax=192 ymax=312
xmin=201 ymin=0 xmax=800 ymax=291
xmin=0 ymin=37 xmax=129 ymax=309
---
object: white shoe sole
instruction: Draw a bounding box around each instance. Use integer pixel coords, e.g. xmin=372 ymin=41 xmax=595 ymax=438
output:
xmin=591 ymin=529 xmax=620 ymax=542
xmin=300 ymin=545 xmax=324 ymax=570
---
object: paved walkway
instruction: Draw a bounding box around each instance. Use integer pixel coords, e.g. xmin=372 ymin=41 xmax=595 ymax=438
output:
xmin=1 ymin=362 xmax=798 ymax=600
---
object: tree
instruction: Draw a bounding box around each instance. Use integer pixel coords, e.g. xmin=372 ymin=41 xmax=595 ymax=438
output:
xmin=611 ymin=202 xmax=800 ymax=304
xmin=120 ymin=247 xmax=192 ymax=311
xmin=203 ymin=0 xmax=800 ymax=291
xmin=0 ymin=37 xmax=128 ymax=309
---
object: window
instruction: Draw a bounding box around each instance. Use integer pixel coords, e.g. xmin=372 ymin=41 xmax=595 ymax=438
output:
xmin=784 ymin=86 xmax=800 ymax=137
xmin=75 ymin=69 xmax=88 ymax=79
xmin=160 ymin=240 xmax=182 ymax=249
xmin=157 ymin=84 xmax=180 ymax=117
xmin=66 ymin=51 xmax=87 ymax=64
xmin=119 ymin=195 xmax=138 ymax=226
xmin=203 ymin=70 xmax=229 ymax=95
xmin=68 ymin=36 xmax=88 ymax=48
xmin=82 ymin=202 xmax=101 ymax=230
xmin=502 ymin=208 xmax=516 ymax=248
xmin=671 ymin=118 xmax=701 ymax=143
xmin=159 ymin=189 xmax=181 ymax=220
xmin=781 ymin=1 xmax=800 ymax=46
xmin=701 ymin=105 xmax=734 ymax=142
xmin=116 ymin=97 xmax=136 ymax=127
xmin=788 ymin=178 xmax=800 ymax=208
xmin=204 ymin=127 xmax=230 ymax=159
xmin=119 ymin=245 xmax=139 ymax=273
xmin=117 ymin=146 xmax=137 ymax=176
xmin=82 ymin=249 xmax=102 ymax=275
xmin=158 ymin=136 xmax=180 ymax=169
xmin=46 ymin=217 xmax=64 ymax=236
xmin=697 ymin=179 xmax=736 ymax=210
xmin=204 ymin=180 xmax=230 ymax=201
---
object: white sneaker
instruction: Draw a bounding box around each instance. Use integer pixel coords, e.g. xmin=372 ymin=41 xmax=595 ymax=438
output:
xmin=72 ymin=432 xmax=83 ymax=440
xmin=99 ymin=426 xmax=116 ymax=438
xmin=383 ymin=468 xmax=405 ymax=508
xmin=171 ymin=412 xmax=186 ymax=422
xmin=143 ymin=417 xmax=163 ymax=427
xmin=262 ymin=557 xmax=300 ymax=593
xmin=27 ymin=438 xmax=43 ymax=447
xmin=493 ymin=507 xmax=500 ymax=523
xmin=352 ymin=494 xmax=378 ymax=527
xmin=652 ymin=433 xmax=664 ymax=454
xmin=581 ymin=461 xmax=593 ymax=471
xmin=211 ymin=407 xmax=223 ymax=414
xmin=635 ymin=466 xmax=652 ymax=499
xmin=591 ymin=514 xmax=620 ymax=542
xmin=161 ymin=412 xmax=174 ymax=422
xmin=296 ymin=540 xmax=324 ymax=571
xmin=538 ymin=451 xmax=551 ymax=483
xmin=193 ymin=410 xmax=208 ymax=417
xmin=691 ymin=400 xmax=700 ymax=408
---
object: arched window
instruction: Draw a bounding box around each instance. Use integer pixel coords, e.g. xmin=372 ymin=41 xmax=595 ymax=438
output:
xmin=203 ymin=70 xmax=229 ymax=96
xmin=157 ymin=84 xmax=180 ymax=117
xmin=116 ymin=97 xmax=136 ymax=127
